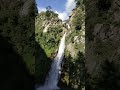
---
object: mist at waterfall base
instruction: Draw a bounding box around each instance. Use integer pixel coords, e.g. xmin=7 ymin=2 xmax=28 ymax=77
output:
xmin=36 ymin=33 xmax=66 ymax=90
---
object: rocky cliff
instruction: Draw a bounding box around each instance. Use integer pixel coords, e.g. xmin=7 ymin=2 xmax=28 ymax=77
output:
xmin=85 ymin=0 xmax=120 ymax=89
xmin=0 ymin=0 xmax=36 ymax=74
xmin=35 ymin=0 xmax=85 ymax=89
xmin=0 ymin=0 xmax=36 ymax=89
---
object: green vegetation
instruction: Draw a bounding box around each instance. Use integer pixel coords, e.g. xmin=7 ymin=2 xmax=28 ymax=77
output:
xmin=86 ymin=60 xmax=120 ymax=90
xmin=35 ymin=8 xmax=64 ymax=84
xmin=35 ymin=16 xmax=63 ymax=57
xmin=0 ymin=0 xmax=37 ymax=74
xmin=0 ymin=0 xmax=86 ymax=89
xmin=60 ymin=52 xmax=85 ymax=89
xmin=35 ymin=1 xmax=85 ymax=89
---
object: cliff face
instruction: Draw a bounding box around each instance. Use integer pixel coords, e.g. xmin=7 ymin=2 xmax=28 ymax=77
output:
xmin=86 ymin=0 xmax=120 ymax=89
xmin=35 ymin=11 xmax=65 ymax=84
xmin=19 ymin=0 xmax=34 ymax=16
xmin=0 ymin=0 xmax=36 ymax=89
xmin=35 ymin=1 xmax=85 ymax=89
xmin=66 ymin=5 xmax=85 ymax=58
xmin=35 ymin=11 xmax=63 ymax=58
xmin=35 ymin=3 xmax=85 ymax=58
xmin=0 ymin=0 xmax=36 ymax=74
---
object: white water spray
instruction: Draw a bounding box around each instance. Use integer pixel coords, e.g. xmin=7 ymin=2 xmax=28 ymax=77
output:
xmin=37 ymin=33 xmax=66 ymax=90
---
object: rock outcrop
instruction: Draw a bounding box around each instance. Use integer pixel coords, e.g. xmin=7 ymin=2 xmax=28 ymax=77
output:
xmin=86 ymin=0 xmax=120 ymax=89
xmin=0 ymin=0 xmax=36 ymax=74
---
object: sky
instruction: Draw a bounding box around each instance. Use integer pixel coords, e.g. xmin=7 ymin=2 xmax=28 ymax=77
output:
xmin=36 ymin=0 xmax=76 ymax=21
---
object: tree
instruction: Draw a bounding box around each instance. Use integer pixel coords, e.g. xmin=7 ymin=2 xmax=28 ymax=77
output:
xmin=46 ymin=6 xmax=52 ymax=11
xmin=89 ymin=60 xmax=120 ymax=90
xmin=75 ymin=0 xmax=81 ymax=6
xmin=45 ymin=6 xmax=52 ymax=20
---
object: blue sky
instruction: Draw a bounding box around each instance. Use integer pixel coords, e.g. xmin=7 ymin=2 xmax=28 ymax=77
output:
xmin=35 ymin=0 xmax=76 ymax=21
xmin=36 ymin=0 xmax=66 ymax=12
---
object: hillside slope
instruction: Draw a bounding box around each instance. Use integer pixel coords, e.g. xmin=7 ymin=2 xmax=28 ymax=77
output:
xmin=35 ymin=0 xmax=85 ymax=89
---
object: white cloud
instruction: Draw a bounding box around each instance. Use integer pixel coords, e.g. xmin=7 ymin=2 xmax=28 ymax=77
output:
xmin=57 ymin=0 xmax=76 ymax=21
xmin=65 ymin=0 xmax=76 ymax=13
xmin=55 ymin=11 xmax=69 ymax=21
xmin=37 ymin=0 xmax=76 ymax=21
xmin=37 ymin=6 xmax=46 ymax=13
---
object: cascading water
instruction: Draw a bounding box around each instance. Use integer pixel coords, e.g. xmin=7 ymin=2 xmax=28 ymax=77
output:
xmin=37 ymin=33 xmax=66 ymax=90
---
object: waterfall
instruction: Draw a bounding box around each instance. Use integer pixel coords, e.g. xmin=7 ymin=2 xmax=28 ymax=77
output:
xmin=37 ymin=33 xmax=66 ymax=90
